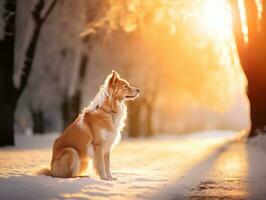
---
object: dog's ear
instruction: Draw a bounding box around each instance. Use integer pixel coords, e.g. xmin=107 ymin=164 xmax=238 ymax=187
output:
xmin=109 ymin=70 xmax=119 ymax=87
xmin=112 ymin=70 xmax=119 ymax=79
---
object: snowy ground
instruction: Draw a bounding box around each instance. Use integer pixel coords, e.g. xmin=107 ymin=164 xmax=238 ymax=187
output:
xmin=0 ymin=131 xmax=266 ymax=200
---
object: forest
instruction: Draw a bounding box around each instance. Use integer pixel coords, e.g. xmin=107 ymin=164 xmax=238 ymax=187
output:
xmin=1 ymin=0 xmax=266 ymax=200
xmin=0 ymin=0 xmax=253 ymax=146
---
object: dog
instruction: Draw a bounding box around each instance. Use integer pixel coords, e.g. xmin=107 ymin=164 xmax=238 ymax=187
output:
xmin=50 ymin=70 xmax=140 ymax=180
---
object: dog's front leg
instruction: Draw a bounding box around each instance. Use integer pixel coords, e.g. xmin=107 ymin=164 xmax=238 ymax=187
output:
xmin=94 ymin=144 xmax=108 ymax=180
xmin=104 ymin=151 xmax=116 ymax=180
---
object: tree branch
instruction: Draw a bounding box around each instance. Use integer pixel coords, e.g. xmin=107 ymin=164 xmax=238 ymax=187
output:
xmin=41 ymin=0 xmax=59 ymax=23
xmin=31 ymin=0 xmax=45 ymax=24
xmin=16 ymin=0 xmax=59 ymax=97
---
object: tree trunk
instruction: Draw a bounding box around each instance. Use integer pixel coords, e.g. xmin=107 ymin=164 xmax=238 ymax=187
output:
xmin=143 ymin=102 xmax=154 ymax=137
xmin=0 ymin=0 xmax=17 ymax=146
xmin=0 ymin=101 xmax=16 ymax=146
xmin=127 ymin=100 xmax=142 ymax=137
xmin=32 ymin=111 xmax=44 ymax=134
xmin=230 ymin=0 xmax=266 ymax=137
xmin=21 ymin=0 xmax=59 ymax=134
xmin=61 ymin=54 xmax=88 ymax=129
xmin=61 ymin=91 xmax=81 ymax=129
xmin=142 ymin=91 xmax=157 ymax=137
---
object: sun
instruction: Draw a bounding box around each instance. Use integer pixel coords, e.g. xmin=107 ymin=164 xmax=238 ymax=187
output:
xmin=197 ymin=0 xmax=233 ymax=39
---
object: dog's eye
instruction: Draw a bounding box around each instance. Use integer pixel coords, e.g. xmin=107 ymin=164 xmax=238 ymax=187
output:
xmin=124 ymin=85 xmax=129 ymax=89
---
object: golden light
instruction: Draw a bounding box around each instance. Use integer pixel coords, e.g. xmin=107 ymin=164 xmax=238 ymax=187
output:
xmin=197 ymin=0 xmax=233 ymax=39
xmin=236 ymin=0 xmax=262 ymax=44
xmin=238 ymin=0 xmax=249 ymax=43
xmin=212 ymin=144 xmax=248 ymax=198
xmin=255 ymin=0 xmax=263 ymax=20
xmin=83 ymin=0 xmax=247 ymax=112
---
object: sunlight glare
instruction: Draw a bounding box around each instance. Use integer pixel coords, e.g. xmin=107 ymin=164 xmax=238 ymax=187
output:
xmin=213 ymin=144 xmax=248 ymax=197
xmin=238 ymin=0 xmax=249 ymax=43
xmin=197 ymin=0 xmax=232 ymax=39
xmin=255 ymin=0 xmax=263 ymax=20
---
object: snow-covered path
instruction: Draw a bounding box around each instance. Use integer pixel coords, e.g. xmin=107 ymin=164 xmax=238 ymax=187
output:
xmin=0 ymin=131 xmax=265 ymax=200
xmin=188 ymin=142 xmax=266 ymax=200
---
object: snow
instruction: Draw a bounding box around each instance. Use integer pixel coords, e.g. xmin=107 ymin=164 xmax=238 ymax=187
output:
xmin=0 ymin=130 xmax=266 ymax=200
xmin=249 ymin=133 xmax=266 ymax=152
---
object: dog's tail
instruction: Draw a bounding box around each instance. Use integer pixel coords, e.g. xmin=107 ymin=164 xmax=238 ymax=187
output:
xmin=35 ymin=166 xmax=51 ymax=176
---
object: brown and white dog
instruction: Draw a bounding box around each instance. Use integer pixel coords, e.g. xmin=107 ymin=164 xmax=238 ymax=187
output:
xmin=50 ymin=71 xmax=140 ymax=180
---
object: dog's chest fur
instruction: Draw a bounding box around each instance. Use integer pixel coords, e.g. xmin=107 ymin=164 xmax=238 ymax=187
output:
xmin=100 ymin=102 xmax=127 ymax=151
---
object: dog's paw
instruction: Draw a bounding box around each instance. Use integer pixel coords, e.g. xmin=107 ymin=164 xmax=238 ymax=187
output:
xmin=107 ymin=176 xmax=117 ymax=181
xmin=100 ymin=176 xmax=109 ymax=181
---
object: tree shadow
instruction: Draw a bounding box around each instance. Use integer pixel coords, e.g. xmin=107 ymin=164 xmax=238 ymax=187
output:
xmin=148 ymin=141 xmax=233 ymax=200
xmin=151 ymin=138 xmax=266 ymax=200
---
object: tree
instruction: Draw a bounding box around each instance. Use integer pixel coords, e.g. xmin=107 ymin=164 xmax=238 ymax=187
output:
xmin=60 ymin=1 xmax=94 ymax=129
xmin=0 ymin=0 xmax=58 ymax=146
xmin=128 ymin=99 xmax=143 ymax=137
xmin=142 ymin=91 xmax=157 ymax=137
xmin=30 ymin=109 xmax=44 ymax=134
xmin=230 ymin=0 xmax=266 ymax=137
xmin=0 ymin=0 xmax=17 ymax=146
xmin=61 ymin=53 xmax=88 ymax=129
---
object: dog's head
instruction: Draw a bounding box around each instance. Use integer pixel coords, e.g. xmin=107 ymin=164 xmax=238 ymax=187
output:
xmin=107 ymin=70 xmax=140 ymax=101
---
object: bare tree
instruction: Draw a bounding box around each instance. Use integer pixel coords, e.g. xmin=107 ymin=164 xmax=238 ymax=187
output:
xmin=0 ymin=0 xmax=58 ymax=146
xmin=230 ymin=0 xmax=266 ymax=137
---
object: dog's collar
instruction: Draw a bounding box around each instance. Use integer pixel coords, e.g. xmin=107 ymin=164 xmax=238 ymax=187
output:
xmin=96 ymin=105 xmax=116 ymax=114
xmin=96 ymin=106 xmax=116 ymax=123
